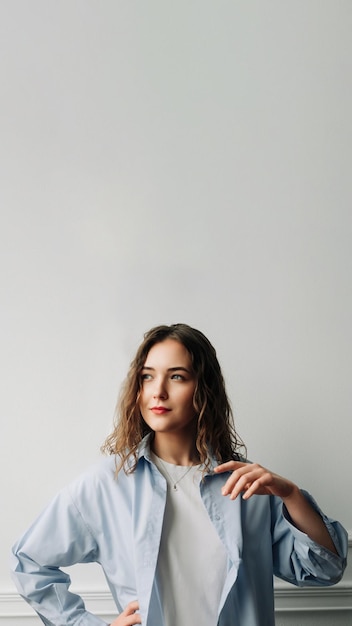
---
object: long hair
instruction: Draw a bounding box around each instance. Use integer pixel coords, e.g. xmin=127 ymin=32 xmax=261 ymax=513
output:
xmin=101 ymin=323 xmax=246 ymax=472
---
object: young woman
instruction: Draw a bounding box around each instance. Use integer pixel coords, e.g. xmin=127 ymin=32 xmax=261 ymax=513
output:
xmin=11 ymin=323 xmax=347 ymax=626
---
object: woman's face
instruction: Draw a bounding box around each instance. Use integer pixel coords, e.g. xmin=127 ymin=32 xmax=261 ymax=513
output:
xmin=139 ymin=339 xmax=197 ymax=438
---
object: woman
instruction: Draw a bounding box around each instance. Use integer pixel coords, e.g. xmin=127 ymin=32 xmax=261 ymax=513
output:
xmin=11 ymin=323 xmax=348 ymax=626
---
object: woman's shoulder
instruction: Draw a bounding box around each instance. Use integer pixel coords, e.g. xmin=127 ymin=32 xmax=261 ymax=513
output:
xmin=66 ymin=455 xmax=125 ymax=496
xmin=66 ymin=438 xmax=152 ymax=500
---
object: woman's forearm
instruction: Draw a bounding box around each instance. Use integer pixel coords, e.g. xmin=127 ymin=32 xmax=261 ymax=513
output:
xmin=282 ymin=486 xmax=337 ymax=554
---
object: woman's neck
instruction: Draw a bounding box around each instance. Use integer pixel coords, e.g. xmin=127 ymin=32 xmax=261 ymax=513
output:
xmin=151 ymin=433 xmax=200 ymax=466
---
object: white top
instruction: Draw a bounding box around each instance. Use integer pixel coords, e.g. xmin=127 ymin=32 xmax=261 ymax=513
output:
xmin=151 ymin=453 xmax=228 ymax=626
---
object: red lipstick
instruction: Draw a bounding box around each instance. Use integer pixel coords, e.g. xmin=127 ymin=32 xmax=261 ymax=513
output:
xmin=150 ymin=406 xmax=171 ymax=415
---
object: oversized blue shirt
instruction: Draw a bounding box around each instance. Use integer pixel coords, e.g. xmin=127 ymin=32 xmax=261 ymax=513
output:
xmin=11 ymin=437 xmax=348 ymax=625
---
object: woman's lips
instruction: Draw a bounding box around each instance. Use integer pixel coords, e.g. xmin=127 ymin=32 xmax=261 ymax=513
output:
xmin=150 ymin=407 xmax=171 ymax=415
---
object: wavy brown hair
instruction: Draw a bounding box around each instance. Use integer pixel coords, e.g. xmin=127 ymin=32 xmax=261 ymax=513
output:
xmin=101 ymin=323 xmax=246 ymax=473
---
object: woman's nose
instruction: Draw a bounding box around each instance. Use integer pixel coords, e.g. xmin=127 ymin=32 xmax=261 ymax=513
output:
xmin=153 ymin=379 xmax=168 ymax=399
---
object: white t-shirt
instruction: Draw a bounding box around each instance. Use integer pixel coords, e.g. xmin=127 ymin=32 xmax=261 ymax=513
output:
xmin=151 ymin=453 xmax=228 ymax=626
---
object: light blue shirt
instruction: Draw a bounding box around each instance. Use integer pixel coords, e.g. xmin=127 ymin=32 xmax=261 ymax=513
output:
xmin=11 ymin=436 xmax=348 ymax=625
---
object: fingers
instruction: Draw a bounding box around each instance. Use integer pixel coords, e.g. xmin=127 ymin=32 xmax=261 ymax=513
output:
xmin=124 ymin=601 xmax=140 ymax=615
xmin=216 ymin=461 xmax=295 ymax=500
xmin=214 ymin=461 xmax=254 ymax=499
xmin=214 ymin=460 xmax=247 ymax=474
xmin=223 ymin=464 xmax=265 ymax=499
xmin=216 ymin=462 xmax=273 ymax=500
xmin=111 ymin=601 xmax=141 ymax=626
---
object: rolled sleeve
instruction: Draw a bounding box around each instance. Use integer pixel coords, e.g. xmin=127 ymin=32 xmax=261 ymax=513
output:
xmin=271 ymin=490 xmax=348 ymax=586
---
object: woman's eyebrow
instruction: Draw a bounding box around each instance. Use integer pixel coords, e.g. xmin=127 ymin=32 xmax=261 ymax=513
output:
xmin=141 ymin=366 xmax=191 ymax=372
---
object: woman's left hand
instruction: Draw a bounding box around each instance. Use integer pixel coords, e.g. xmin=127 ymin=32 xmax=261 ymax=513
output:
xmin=215 ymin=461 xmax=339 ymax=554
xmin=214 ymin=461 xmax=297 ymax=501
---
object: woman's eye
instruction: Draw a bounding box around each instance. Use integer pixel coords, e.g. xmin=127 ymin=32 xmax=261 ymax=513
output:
xmin=171 ymin=374 xmax=184 ymax=380
xmin=141 ymin=373 xmax=152 ymax=381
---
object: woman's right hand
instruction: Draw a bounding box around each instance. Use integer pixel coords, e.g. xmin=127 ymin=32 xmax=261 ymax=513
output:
xmin=110 ymin=601 xmax=141 ymax=626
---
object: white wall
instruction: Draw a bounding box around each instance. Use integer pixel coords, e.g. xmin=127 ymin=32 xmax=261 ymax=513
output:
xmin=1 ymin=0 xmax=351 ymax=622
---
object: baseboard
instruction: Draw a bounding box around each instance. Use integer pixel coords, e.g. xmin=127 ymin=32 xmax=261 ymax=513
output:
xmin=274 ymin=582 xmax=352 ymax=612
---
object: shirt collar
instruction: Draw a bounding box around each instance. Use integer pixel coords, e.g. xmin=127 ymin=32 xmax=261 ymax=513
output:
xmin=136 ymin=433 xmax=220 ymax=475
xmin=137 ymin=433 xmax=154 ymax=463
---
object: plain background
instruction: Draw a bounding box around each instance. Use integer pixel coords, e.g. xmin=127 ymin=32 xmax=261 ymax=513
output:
xmin=1 ymin=0 xmax=351 ymax=594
